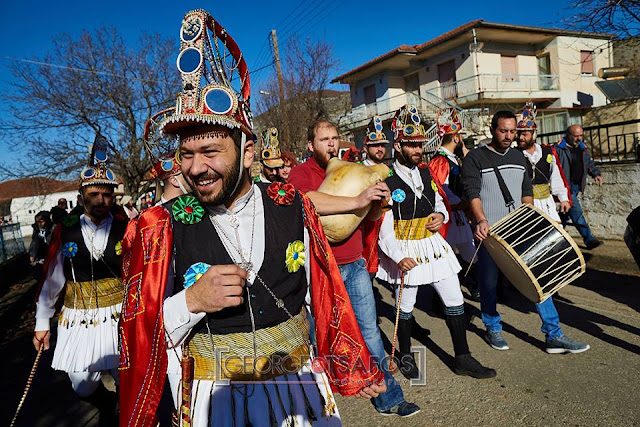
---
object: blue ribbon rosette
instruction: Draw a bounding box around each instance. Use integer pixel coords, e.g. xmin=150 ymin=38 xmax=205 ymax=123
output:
xmin=392 ymin=189 xmax=406 ymax=203
xmin=183 ymin=262 xmax=211 ymax=288
xmin=62 ymin=241 xmax=78 ymax=258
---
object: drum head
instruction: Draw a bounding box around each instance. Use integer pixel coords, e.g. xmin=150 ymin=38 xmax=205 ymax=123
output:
xmin=484 ymin=235 xmax=543 ymax=303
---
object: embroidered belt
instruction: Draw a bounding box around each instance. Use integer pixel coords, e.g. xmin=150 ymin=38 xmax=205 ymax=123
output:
xmin=63 ymin=277 xmax=124 ymax=309
xmin=533 ymin=184 xmax=551 ymax=200
xmin=394 ymin=217 xmax=435 ymax=240
xmin=186 ymin=308 xmax=311 ymax=381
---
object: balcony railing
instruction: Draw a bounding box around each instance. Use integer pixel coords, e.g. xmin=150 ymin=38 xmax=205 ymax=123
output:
xmin=439 ymin=74 xmax=560 ymax=100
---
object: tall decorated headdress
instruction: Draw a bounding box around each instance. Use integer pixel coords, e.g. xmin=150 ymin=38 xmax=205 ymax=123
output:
xmin=158 ymin=9 xmax=252 ymax=138
xmin=436 ymin=107 xmax=463 ymax=137
xmin=80 ymin=135 xmax=118 ymax=188
xmin=364 ymin=115 xmax=388 ymax=145
xmin=517 ymin=102 xmax=537 ymax=131
xmin=143 ymin=108 xmax=182 ymax=182
xmin=260 ymin=127 xmax=284 ymax=168
xmin=392 ymin=105 xmax=428 ymax=143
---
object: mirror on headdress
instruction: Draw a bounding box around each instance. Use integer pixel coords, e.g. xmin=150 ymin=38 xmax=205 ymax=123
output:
xmin=181 ymin=16 xmax=203 ymax=42
xmin=177 ymin=48 xmax=202 ymax=74
xmin=204 ymin=87 xmax=234 ymax=114
xmin=82 ymin=167 xmax=96 ymax=179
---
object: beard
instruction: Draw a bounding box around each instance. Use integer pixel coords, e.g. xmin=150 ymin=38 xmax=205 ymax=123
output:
xmin=186 ymin=153 xmax=243 ymax=206
xmin=313 ymin=149 xmax=334 ymax=169
xmin=399 ymin=147 xmax=421 ymax=167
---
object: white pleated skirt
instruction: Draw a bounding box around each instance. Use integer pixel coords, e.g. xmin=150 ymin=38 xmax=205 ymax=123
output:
xmin=534 ymin=196 xmax=561 ymax=222
xmin=377 ymin=232 xmax=461 ymax=286
xmin=167 ymin=357 xmax=342 ymax=427
xmin=51 ymin=303 xmax=121 ymax=372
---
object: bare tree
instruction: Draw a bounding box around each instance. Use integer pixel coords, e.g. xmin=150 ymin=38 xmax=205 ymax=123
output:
xmin=566 ymin=0 xmax=639 ymax=37
xmin=255 ymin=36 xmax=344 ymax=155
xmin=1 ymin=27 xmax=179 ymax=199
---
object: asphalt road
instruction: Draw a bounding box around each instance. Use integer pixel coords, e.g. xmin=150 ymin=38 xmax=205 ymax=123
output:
xmin=1 ymin=245 xmax=638 ymax=426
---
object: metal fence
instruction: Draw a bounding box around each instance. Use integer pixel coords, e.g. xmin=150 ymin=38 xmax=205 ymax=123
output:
xmin=537 ymin=119 xmax=640 ymax=164
xmin=0 ymin=223 xmax=26 ymax=263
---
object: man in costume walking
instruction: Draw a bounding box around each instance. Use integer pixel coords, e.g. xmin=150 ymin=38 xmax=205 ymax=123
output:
xmin=119 ymin=10 xmax=384 ymax=427
xmin=515 ymin=102 xmax=571 ymax=222
xmin=34 ymin=141 xmax=125 ymax=425
xmin=254 ymin=127 xmax=284 ymax=183
xmin=289 ymin=118 xmax=420 ymax=417
xmin=377 ymin=105 xmax=495 ymax=380
xmin=462 ymin=110 xmax=589 ymax=354
xmin=428 ymin=108 xmax=480 ymax=300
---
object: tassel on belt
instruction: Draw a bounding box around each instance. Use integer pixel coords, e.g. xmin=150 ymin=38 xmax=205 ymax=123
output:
xmin=186 ymin=309 xmax=311 ymax=381
xmin=63 ymin=277 xmax=124 ymax=309
xmin=394 ymin=217 xmax=435 ymax=240
xmin=533 ymin=183 xmax=551 ymax=200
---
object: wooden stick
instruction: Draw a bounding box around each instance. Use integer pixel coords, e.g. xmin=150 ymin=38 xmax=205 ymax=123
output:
xmin=389 ymin=272 xmax=406 ymax=372
xmin=10 ymin=342 xmax=44 ymax=427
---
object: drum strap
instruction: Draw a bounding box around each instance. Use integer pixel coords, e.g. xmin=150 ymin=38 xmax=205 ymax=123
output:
xmin=481 ymin=148 xmax=515 ymax=209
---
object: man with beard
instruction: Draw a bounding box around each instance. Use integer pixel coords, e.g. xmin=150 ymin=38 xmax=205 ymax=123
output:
xmin=254 ymin=127 xmax=284 ymax=183
xmin=515 ymin=103 xmax=570 ymax=222
xmin=463 ymin=110 xmax=589 ymax=354
xmin=554 ymin=124 xmax=603 ymax=249
xmin=119 ymin=10 xmax=385 ymax=427
xmin=362 ymin=116 xmax=388 ymax=167
xmin=428 ymin=108 xmax=479 ymax=300
xmin=378 ymin=105 xmax=495 ymax=381
xmin=288 ymin=119 xmax=419 ymax=418
xmin=34 ymin=155 xmax=125 ymax=426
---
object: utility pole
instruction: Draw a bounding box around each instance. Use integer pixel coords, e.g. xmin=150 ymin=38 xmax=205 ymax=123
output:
xmin=271 ymin=29 xmax=289 ymax=147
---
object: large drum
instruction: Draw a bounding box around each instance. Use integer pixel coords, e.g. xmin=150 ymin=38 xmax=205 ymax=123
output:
xmin=484 ymin=204 xmax=586 ymax=303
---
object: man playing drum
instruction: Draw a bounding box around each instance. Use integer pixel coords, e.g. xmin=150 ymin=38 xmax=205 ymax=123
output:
xmin=515 ymin=103 xmax=571 ymax=222
xmin=462 ymin=110 xmax=589 ymax=354
xmin=377 ymin=105 xmax=496 ymax=380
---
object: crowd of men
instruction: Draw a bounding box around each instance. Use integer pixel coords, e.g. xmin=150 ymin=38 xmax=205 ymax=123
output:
xmin=27 ymin=9 xmax=606 ymax=427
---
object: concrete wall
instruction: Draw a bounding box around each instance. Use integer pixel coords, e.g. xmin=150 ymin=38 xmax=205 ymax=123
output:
xmin=573 ymin=163 xmax=640 ymax=240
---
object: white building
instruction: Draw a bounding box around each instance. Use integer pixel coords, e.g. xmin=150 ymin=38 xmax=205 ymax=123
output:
xmin=332 ymin=20 xmax=614 ymax=144
xmin=0 ymin=177 xmax=78 ymax=237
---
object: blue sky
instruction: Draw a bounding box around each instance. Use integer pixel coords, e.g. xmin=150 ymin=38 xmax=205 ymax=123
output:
xmin=0 ymin=0 xmax=574 ymax=168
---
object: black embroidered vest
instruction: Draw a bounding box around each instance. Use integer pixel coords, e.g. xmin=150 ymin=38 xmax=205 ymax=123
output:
xmin=526 ymin=146 xmax=553 ymax=185
xmin=168 ymin=184 xmax=307 ymax=335
xmin=61 ymin=217 xmax=126 ymax=282
xmin=386 ymin=166 xmax=436 ymax=220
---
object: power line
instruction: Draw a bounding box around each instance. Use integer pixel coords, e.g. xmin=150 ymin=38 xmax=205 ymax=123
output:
xmin=282 ymin=0 xmax=342 ymax=44
xmin=273 ymin=0 xmax=308 ymax=30
xmin=279 ymin=0 xmax=326 ymax=40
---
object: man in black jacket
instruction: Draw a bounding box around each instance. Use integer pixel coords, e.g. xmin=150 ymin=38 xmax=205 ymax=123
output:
xmin=554 ymin=125 xmax=603 ymax=249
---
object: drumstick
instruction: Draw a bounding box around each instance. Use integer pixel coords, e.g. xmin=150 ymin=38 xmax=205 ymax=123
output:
xmin=389 ymin=272 xmax=406 ymax=372
xmin=464 ymin=241 xmax=483 ymax=278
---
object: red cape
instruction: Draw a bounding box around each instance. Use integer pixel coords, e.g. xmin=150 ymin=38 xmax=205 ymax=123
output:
xmin=422 ymin=158 xmax=451 ymax=238
xmin=119 ymin=196 xmax=383 ymax=427
xmin=362 ymin=217 xmax=382 ymax=274
xmin=545 ymin=144 xmax=572 ymax=206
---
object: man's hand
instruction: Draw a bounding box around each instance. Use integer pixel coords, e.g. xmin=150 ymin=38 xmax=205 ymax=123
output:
xmin=559 ymin=201 xmax=571 ymax=213
xmin=33 ymin=331 xmax=50 ymax=351
xmin=474 ymin=219 xmax=490 ymax=241
xmin=398 ymin=257 xmax=418 ymax=272
xmin=355 ymin=182 xmax=390 ymax=210
xmin=356 ymin=381 xmax=387 ymax=399
xmin=594 ymin=176 xmax=603 ymax=186
xmin=425 ymin=213 xmax=445 ymax=232
xmin=185 ymin=264 xmax=247 ymax=313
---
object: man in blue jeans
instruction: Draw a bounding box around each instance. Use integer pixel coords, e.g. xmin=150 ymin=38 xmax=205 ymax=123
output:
xmin=554 ymin=124 xmax=604 ymax=250
xmin=288 ymin=119 xmax=419 ymax=417
xmin=462 ymin=111 xmax=590 ymax=354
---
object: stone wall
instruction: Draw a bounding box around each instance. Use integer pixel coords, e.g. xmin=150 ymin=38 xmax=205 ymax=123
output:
xmin=573 ymin=163 xmax=640 ymax=240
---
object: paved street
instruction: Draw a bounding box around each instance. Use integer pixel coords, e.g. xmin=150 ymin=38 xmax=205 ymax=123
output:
xmin=1 ymin=241 xmax=638 ymax=426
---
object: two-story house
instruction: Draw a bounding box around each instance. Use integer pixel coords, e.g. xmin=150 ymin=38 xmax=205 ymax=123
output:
xmin=333 ymin=20 xmax=613 ymax=145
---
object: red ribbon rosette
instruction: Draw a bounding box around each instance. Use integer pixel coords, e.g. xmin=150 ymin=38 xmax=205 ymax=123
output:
xmin=267 ymin=182 xmax=295 ymax=206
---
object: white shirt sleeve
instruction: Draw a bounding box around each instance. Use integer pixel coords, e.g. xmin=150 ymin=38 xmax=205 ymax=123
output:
xmin=550 ymin=156 xmax=569 ymax=202
xmin=35 ymin=250 xmax=66 ymax=331
xmin=377 ymin=210 xmax=406 ymax=264
xmin=162 ymin=256 xmax=205 ymax=348
xmin=434 ymin=190 xmax=450 ymax=224
xmin=303 ymin=227 xmax=311 ymax=306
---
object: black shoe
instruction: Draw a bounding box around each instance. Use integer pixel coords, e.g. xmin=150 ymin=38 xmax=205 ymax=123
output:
xmin=396 ymin=352 xmax=420 ymax=379
xmin=469 ymin=287 xmax=481 ymax=302
xmin=454 ymin=353 xmax=497 ymax=379
xmin=585 ymin=239 xmax=603 ymax=250
xmin=379 ymin=401 xmax=421 ymax=417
